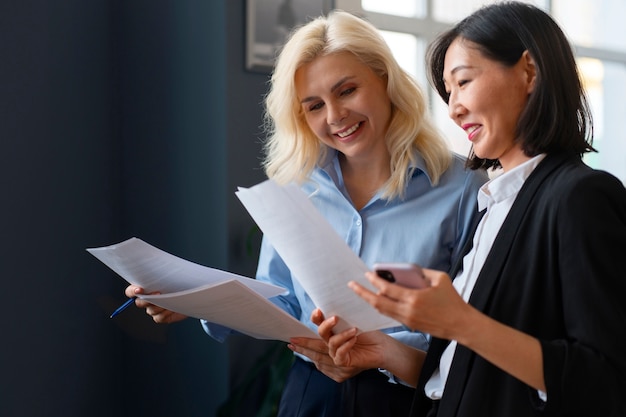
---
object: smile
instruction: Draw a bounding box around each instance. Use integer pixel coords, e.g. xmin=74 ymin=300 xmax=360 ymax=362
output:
xmin=336 ymin=122 xmax=361 ymax=138
xmin=463 ymin=124 xmax=482 ymax=140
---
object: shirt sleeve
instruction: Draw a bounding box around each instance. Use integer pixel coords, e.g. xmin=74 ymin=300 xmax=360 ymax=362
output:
xmin=541 ymin=171 xmax=626 ymax=415
xmin=254 ymin=235 xmax=303 ymax=320
xmin=201 ymin=235 xmax=303 ymax=341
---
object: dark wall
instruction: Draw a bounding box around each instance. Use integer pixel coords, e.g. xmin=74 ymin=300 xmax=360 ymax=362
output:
xmin=0 ymin=1 xmax=270 ymax=416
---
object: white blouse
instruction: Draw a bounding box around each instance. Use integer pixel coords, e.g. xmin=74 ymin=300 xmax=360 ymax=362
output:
xmin=425 ymin=154 xmax=546 ymax=400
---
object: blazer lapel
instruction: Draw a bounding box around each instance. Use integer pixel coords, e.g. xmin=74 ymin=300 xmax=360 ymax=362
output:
xmin=439 ymin=153 xmax=568 ymax=415
xmin=410 ymin=204 xmax=485 ymax=416
xmin=467 ymin=153 xmax=564 ymax=311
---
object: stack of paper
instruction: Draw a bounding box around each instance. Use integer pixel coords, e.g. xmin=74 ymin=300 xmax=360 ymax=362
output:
xmin=90 ymin=178 xmax=400 ymax=343
xmin=87 ymin=237 xmax=317 ymax=342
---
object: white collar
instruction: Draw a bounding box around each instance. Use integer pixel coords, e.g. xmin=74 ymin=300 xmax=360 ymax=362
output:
xmin=477 ymin=154 xmax=546 ymax=211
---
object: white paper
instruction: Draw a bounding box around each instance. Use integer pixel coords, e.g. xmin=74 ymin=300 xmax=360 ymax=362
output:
xmin=87 ymin=237 xmax=285 ymax=298
xmin=236 ymin=180 xmax=400 ymax=333
xmin=87 ymin=238 xmax=317 ymax=341
xmin=142 ymin=280 xmax=317 ymax=342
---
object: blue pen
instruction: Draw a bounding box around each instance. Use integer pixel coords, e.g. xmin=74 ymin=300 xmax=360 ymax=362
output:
xmin=110 ymin=297 xmax=137 ymax=318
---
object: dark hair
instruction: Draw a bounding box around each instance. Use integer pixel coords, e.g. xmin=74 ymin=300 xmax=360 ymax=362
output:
xmin=427 ymin=1 xmax=595 ymax=170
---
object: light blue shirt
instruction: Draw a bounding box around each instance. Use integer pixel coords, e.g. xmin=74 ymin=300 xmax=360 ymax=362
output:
xmin=203 ymin=150 xmax=488 ymax=355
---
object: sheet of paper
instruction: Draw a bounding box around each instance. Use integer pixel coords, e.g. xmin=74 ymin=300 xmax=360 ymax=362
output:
xmin=87 ymin=238 xmax=316 ymax=341
xmin=141 ymin=280 xmax=317 ymax=342
xmin=236 ymin=180 xmax=400 ymax=333
xmin=87 ymin=237 xmax=285 ymax=298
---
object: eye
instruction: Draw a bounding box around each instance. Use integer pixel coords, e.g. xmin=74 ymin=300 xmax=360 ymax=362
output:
xmin=458 ymin=79 xmax=469 ymax=87
xmin=307 ymin=101 xmax=325 ymax=112
xmin=339 ymin=87 xmax=356 ymax=97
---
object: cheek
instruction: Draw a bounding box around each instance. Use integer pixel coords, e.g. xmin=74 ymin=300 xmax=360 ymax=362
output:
xmin=304 ymin=114 xmax=330 ymax=142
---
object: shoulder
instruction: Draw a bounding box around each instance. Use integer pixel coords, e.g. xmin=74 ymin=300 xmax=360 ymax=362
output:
xmin=536 ymin=155 xmax=624 ymax=200
xmin=439 ymin=152 xmax=489 ymax=190
xmin=528 ymin=154 xmax=626 ymax=219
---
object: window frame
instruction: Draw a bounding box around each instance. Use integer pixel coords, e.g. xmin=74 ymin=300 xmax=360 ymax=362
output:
xmin=334 ymin=0 xmax=626 ymax=183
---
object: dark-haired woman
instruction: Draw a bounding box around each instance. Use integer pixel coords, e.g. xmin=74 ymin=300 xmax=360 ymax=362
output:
xmin=291 ymin=2 xmax=626 ymax=416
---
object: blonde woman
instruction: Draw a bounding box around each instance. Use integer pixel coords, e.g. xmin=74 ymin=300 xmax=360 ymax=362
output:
xmin=127 ymin=10 xmax=487 ymax=417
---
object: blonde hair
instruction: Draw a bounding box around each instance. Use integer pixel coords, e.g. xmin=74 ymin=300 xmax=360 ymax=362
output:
xmin=263 ymin=10 xmax=451 ymax=199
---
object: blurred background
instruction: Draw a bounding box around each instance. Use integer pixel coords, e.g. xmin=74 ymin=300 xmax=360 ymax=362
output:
xmin=1 ymin=1 xmax=623 ymax=417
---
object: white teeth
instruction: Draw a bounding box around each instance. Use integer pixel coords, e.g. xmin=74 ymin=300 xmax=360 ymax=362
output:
xmin=337 ymin=123 xmax=360 ymax=138
xmin=466 ymin=125 xmax=479 ymax=134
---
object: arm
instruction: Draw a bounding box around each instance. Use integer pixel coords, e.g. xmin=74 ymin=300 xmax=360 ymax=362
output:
xmin=351 ymin=270 xmax=545 ymax=391
xmin=288 ymin=308 xmax=426 ymax=385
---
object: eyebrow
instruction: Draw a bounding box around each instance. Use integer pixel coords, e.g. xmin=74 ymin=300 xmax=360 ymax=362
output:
xmin=450 ymin=65 xmax=472 ymax=75
xmin=300 ymin=76 xmax=355 ymax=104
xmin=442 ymin=65 xmax=473 ymax=84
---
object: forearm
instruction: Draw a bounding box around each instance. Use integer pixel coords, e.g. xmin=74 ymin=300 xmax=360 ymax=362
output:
xmin=456 ymin=306 xmax=545 ymax=392
xmin=379 ymin=335 xmax=426 ymax=387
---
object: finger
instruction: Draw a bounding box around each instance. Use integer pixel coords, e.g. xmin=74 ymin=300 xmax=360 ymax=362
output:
xmin=350 ymin=279 xmax=404 ymax=321
xmin=134 ymin=298 xmax=154 ymax=308
xmin=152 ymin=309 xmax=177 ymax=324
xmin=329 ymin=329 xmax=358 ymax=365
xmin=317 ymin=316 xmax=339 ymax=341
xmin=145 ymin=304 xmax=165 ymax=316
xmin=160 ymin=311 xmax=187 ymax=324
xmin=348 ymin=280 xmax=380 ymax=305
xmin=365 ymin=271 xmax=419 ymax=305
xmin=290 ymin=337 xmax=329 ymax=354
xmin=288 ymin=343 xmax=330 ymax=365
xmin=422 ymin=268 xmax=448 ymax=286
xmin=327 ymin=327 xmax=357 ymax=356
xmin=125 ymin=285 xmax=143 ymax=298
xmin=364 ymin=271 xmax=404 ymax=300
xmin=311 ymin=308 xmax=326 ymax=326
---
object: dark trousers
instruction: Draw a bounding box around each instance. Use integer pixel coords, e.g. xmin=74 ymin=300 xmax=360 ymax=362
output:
xmin=277 ymin=357 xmax=415 ymax=417
xmin=277 ymin=357 xmax=341 ymax=417
xmin=341 ymin=367 xmax=415 ymax=417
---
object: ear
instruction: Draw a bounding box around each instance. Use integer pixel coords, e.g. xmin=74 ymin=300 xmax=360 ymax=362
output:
xmin=521 ymin=50 xmax=537 ymax=94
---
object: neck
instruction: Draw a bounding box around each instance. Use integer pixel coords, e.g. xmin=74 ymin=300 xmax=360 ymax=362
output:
xmin=339 ymin=152 xmax=391 ymax=210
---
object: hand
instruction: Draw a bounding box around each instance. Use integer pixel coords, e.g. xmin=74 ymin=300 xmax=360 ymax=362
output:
xmin=125 ymin=285 xmax=188 ymax=324
xmin=287 ymin=336 xmax=365 ymax=382
xmin=315 ymin=310 xmax=390 ymax=370
xmin=349 ymin=269 xmax=471 ymax=340
xmin=313 ymin=308 xmax=423 ymax=386
xmin=286 ymin=308 xmax=367 ymax=383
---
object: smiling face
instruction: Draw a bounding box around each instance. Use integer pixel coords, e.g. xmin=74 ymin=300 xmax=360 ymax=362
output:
xmin=294 ymin=52 xmax=392 ymax=164
xmin=443 ymin=38 xmax=536 ymax=171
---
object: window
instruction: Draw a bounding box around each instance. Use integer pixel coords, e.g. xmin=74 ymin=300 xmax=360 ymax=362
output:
xmin=336 ymin=0 xmax=626 ymax=184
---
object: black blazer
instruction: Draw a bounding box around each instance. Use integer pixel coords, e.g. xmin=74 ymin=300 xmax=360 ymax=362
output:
xmin=411 ymin=152 xmax=626 ymax=417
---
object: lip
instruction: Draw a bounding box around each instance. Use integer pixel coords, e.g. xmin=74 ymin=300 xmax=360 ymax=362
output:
xmin=461 ymin=123 xmax=482 ymax=141
xmin=333 ymin=122 xmax=362 ymax=141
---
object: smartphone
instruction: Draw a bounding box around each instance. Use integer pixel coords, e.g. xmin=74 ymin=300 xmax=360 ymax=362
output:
xmin=373 ymin=262 xmax=428 ymax=289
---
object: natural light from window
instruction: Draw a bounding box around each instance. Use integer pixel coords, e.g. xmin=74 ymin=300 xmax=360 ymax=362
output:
xmin=353 ymin=0 xmax=626 ymax=184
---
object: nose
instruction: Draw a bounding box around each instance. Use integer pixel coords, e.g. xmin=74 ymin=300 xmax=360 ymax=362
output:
xmin=447 ymin=91 xmax=466 ymax=122
xmin=327 ymin=102 xmax=347 ymax=126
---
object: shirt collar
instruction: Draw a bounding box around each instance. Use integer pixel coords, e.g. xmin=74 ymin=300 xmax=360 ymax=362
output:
xmin=318 ymin=149 xmax=432 ymax=185
xmin=477 ymin=154 xmax=546 ymax=211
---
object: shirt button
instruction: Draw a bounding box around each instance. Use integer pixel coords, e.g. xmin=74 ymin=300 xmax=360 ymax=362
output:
xmin=356 ymin=219 xmax=362 ymax=226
